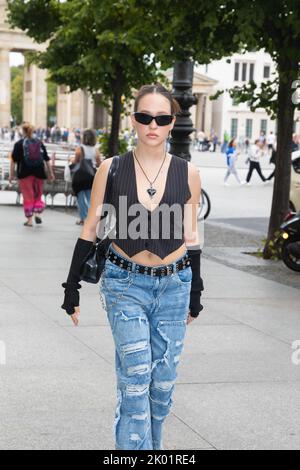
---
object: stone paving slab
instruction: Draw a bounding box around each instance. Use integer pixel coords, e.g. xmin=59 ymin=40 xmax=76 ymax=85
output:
xmin=173 ymin=382 xmax=300 ymax=450
xmin=0 ymin=204 xmax=300 ymax=450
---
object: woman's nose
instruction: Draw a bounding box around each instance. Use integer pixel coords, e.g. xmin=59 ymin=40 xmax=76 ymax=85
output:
xmin=149 ymin=119 xmax=158 ymax=129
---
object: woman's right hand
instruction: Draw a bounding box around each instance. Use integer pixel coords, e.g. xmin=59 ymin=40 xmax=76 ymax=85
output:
xmin=70 ymin=307 xmax=80 ymax=326
xmin=61 ymin=284 xmax=80 ymax=326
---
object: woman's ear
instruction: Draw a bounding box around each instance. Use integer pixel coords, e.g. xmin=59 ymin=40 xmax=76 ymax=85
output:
xmin=170 ymin=116 xmax=176 ymax=130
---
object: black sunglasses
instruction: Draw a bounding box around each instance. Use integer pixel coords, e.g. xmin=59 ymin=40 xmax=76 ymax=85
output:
xmin=133 ymin=112 xmax=174 ymax=126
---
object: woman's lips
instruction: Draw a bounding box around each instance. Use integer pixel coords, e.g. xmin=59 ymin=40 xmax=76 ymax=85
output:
xmin=147 ymin=134 xmax=158 ymax=138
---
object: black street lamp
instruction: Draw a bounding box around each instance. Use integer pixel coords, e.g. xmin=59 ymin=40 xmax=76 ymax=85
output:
xmin=170 ymin=60 xmax=198 ymax=161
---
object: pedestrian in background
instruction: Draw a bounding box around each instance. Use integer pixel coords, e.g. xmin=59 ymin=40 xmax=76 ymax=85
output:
xmin=212 ymin=133 xmax=218 ymax=152
xmin=291 ymin=134 xmax=299 ymax=152
xmin=221 ymin=130 xmax=229 ymax=154
xmin=259 ymin=131 xmax=266 ymax=146
xmin=266 ymin=131 xmax=276 ymax=156
xmin=224 ymin=138 xmax=241 ymax=185
xmin=9 ymin=122 xmax=55 ymax=227
xmin=71 ymin=129 xmax=101 ymax=225
xmin=266 ymin=148 xmax=277 ymax=181
xmin=242 ymin=139 xmax=267 ymax=185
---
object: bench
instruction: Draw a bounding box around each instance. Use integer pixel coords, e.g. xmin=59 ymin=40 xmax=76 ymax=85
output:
xmin=0 ymin=156 xmax=77 ymax=208
xmin=0 ymin=141 xmax=101 ymax=208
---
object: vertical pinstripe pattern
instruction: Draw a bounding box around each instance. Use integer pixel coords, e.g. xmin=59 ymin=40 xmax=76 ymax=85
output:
xmin=110 ymin=150 xmax=191 ymax=258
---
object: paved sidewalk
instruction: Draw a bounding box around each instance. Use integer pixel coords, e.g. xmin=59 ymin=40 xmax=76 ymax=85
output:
xmin=0 ymin=205 xmax=300 ymax=450
xmin=203 ymin=219 xmax=300 ymax=290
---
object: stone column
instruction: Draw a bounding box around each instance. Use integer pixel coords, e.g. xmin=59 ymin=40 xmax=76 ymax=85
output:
xmin=204 ymin=94 xmax=213 ymax=137
xmin=57 ymin=88 xmax=89 ymax=129
xmin=57 ymin=87 xmax=110 ymax=129
xmin=195 ymin=93 xmax=204 ymax=131
xmin=0 ymin=49 xmax=11 ymax=127
xmin=56 ymin=85 xmax=70 ymax=128
xmin=23 ymin=61 xmax=47 ymax=127
xmin=93 ymin=93 xmax=109 ymax=129
xmin=67 ymin=89 xmax=84 ymax=128
xmin=86 ymin=94 xmax=95 ymax=128
xmin=0 ymin=1 xmax=8 ymax=25
xmin=190 ymin=97 xmax=197 ymax=132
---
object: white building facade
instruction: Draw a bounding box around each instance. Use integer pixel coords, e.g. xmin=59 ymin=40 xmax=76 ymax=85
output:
xmin=197 ymin=49 xmax=300 ymax=143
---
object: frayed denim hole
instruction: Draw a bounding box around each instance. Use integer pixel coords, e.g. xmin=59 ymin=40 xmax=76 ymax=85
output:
xmin=114 ymin=389 xmax=122 ymax=446
xmin=151 ymin=320 xmax=186 ymax=372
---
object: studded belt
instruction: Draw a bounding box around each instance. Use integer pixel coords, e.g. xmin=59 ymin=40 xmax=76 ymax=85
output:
xmin=105 ymin=248 xmax=191 ymax=277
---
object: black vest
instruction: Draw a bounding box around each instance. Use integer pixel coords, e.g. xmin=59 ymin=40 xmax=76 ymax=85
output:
xmin=109 ymin=150 xmax=191 ymax=258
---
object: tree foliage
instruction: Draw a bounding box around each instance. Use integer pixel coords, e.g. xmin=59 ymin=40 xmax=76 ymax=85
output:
xmin=7 ymin=0 xmax=300 ymax=253
xmin=163 ymin=0 xmax=300 ymax=256
xmin=11 ymin=65 xmax=23 ymax=125
xmin=7 ymin=0 xmax=168 ymax=155
xmin=220 ymin=0 xmax=300 ymax=256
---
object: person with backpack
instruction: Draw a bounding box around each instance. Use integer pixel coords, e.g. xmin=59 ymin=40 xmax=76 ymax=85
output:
xmin=71 ymin=129 xmax=101 ymax=225
xmin=9 ymin=122 xmax=55 ymax=227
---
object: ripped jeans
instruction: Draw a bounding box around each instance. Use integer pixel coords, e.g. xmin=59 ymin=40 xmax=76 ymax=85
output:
xmin=99 ymin=244 xmax=192 ymax=450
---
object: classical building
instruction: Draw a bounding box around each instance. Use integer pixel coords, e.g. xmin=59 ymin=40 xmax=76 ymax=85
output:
xmin=2 ymin=0 xmax=300 ymax=139
xmin=0 ymin=0 xmax=108 ymax=129
xmin=188 ymin=70 xmax=218 ymax=137
xmin=197 ymin=50 xmax=300 ymax=141
xmin=121 ymin=69 xmax=217 ymax=137
xmin=56 ymin=87 xmax=108 ymax=130
xmin=0 ymin=0 xmax=217 ymax=135
xmin=0 ymin=0 xmax=46 ymax=127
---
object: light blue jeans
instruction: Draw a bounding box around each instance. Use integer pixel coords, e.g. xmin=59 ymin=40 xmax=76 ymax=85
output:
xmin=76 ymin=189 xmax=91 ymax=220
xmin=99 ymin=243 xmax=192 ymax=450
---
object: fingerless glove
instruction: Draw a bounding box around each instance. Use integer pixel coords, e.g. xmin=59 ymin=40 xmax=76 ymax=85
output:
xmin=187 ymin=247 xmax=204 ymax=318
xmin=61 ymin=238 xmax=93 ymax=315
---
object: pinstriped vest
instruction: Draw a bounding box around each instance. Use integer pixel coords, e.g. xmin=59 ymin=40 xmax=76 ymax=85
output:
xmin=110 ymin=150 xmax=191 ymax=258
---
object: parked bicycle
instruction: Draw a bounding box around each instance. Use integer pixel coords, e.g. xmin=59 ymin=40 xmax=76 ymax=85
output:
xmin=198 ymin=188 xmax=211 ymax=221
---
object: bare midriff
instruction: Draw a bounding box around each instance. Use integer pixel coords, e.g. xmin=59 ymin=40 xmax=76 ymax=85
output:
xmin=109 ymin=151 xmax=188 ymax=266
xmin=111 ymin=241 xmax=187 ymax=267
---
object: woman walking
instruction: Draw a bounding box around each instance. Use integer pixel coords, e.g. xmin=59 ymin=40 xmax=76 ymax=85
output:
xmin=9 ymin=122 xmax=55 ymax=227
xmin=224 ymin=138 xmax=241 ymax=185
xmin=243 ymin=139 xmax=267 ymax=184
xmin=61 ymin=84 xmax=204 ymax=450
xmin=72 ymin=129 xmax=101 ymax=225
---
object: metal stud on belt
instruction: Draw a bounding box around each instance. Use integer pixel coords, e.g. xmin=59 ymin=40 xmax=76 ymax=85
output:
xmin=107 ymin=249 xmax=190 ymax=277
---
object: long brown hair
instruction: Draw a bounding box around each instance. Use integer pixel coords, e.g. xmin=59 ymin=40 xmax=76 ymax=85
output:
xmin=134 ymin=83 xmax=181 ymax=115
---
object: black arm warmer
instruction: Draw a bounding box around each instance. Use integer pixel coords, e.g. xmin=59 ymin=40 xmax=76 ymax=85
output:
xmin=61 ymin=237 xmax=93 ymax=315
xmin=187 ymin=247 xmax=204 ymax=318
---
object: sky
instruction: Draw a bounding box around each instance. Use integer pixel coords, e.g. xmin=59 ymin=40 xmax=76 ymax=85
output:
xmin=9 ymin=52 xmax=24 ymax=67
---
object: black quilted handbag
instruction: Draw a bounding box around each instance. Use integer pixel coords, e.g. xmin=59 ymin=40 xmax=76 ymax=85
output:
xmin=79 ymin=155 xmax=120 ymax=283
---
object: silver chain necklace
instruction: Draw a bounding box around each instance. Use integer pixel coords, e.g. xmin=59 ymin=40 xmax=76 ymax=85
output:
xmin=132 ymin=148 xmax=167 ymax=199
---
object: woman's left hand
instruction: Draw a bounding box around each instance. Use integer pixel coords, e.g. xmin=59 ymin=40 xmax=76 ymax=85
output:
xmin=187 ymin=312 xmax=196 ymax=325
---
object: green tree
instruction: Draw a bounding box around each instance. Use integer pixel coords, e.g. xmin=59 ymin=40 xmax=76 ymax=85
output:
xmin=7 ymin=0 xmax=299 ymax=255
xmin=153 ymin=0 xmax=300 ymax=258
xmin=7 ymin=0 xmax=166 ymax=156
xmin=208 ymin=1 xmax=300 ymax=258
xmin=11 ymin=65 xmax=23 ymax=125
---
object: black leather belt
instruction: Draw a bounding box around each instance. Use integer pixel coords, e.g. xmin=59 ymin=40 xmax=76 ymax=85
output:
xmin=106 ymin=248 xmax=191 ymax=277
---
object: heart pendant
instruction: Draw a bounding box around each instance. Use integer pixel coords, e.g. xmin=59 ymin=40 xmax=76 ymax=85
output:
xmin=147 ymin=187 xmax=156 ymax=198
